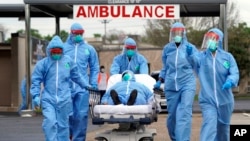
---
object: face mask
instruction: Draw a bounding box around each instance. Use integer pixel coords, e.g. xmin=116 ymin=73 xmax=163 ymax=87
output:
xmin=74 ymin=35 xmax=83 ymax=43
xmin=122 ymin=73 xmax=132 ymax=81
xmin=100 ymin=68 xmax=105 ymax=72
xmin=208 ymin=40 xmax=217 ymax=52
xmin=51 ymin=54 xmax=62 ymax=60
xmin=126 ymin=50 xmax=135 ymax=58
xmin=174 ymin=35 xmax=182 ymax=43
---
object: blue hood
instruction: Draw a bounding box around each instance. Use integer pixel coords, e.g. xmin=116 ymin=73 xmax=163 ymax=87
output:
xmin=207 ymin=28 xmax=224 ymax=50
xmin=170 ymin=22 xmax=188 ymax=44
xmin=46 ymin=35 xmax=64 ymax=56
xmin=122 ymin=38 xmax=138 ymax=54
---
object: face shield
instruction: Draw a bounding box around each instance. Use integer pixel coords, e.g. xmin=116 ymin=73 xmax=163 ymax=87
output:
xmin=71 ymin=29 xmax=84 ymax=43
xmin=201 ymin=32 xmax=219 ymax=52
xmin=125 ymin=45 xmax=136 ymax=58
xmin=169 ymin=27 xmax=185 ymax=43
xmin=122 ymin=71 xmax=133 ymax=81
xmin=50 ymin=48 xmax=63 ymax=60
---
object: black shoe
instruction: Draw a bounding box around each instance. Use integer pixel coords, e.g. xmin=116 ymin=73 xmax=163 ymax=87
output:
xmin=127 ymin=89 xmax=137 ymax=105
xmin=110 ymin=90 xmax=122 ymax=105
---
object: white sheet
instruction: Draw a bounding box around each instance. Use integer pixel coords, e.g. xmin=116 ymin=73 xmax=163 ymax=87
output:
xmin=94 ymin=105 xmax=153 ymax=115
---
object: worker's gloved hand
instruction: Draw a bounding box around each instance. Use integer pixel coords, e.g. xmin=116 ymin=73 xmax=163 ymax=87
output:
xmin=222 ymin=80 xmax=233 ymax=90
xmin=154 ymin=81 xmax=161 ymax=89
xmin=186 ymin=44 xmax=193 ymax=56
xmin=33 ymin=96 xmax=40 ymax=107
xmin=91 ymin=84 xmax=98 ymax=90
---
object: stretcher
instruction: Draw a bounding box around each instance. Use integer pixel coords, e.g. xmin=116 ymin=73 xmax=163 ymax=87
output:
xmin=88 ymin=74 xmax=161 ymax=141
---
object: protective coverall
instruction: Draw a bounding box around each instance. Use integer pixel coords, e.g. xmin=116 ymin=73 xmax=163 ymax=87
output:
xmin=110 ymin=38 xmax=149 ymax=75
xmin=18 ymin=78 xmax=27 ymax=113
xmin=187 ymin=28 xmax=239 ymax=141
xmin=64 ymin=23 xmax=99 ymax=141
xmin=158 ymin=22 xmax=197 ymax=141
xmin=30 ymin=35 xmax=88 ymax=141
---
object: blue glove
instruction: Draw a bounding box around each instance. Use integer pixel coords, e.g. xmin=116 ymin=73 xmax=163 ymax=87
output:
xmin=186 ymin=44 xmax=193 ymax=56
xmin=222 ymin=80 xmax=233 ymax=90
xmin=91 ymin=84 xmax=98 ymax=90
xmin=33 ymin=96 xmax=40 ymax=107
xmin=154 ymin=81 xmax=161 ymax=89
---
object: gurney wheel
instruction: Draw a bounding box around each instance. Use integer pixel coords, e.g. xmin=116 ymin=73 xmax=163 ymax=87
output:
xmin=139 ymin=137 xmax=154 ymax=141
xmin=95 ymin=137 xmax=107 ymax=141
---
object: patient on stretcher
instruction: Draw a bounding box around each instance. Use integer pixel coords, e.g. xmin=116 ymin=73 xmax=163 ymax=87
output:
xmin=101 ymin=70 xmax=154 ymax=106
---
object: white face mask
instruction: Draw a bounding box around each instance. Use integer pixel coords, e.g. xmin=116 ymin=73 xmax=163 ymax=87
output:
xmin=101 ymin=68 xmax=105 ymax=72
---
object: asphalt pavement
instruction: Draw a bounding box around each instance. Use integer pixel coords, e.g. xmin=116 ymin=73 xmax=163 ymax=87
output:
xmin=0 ymin=99 xmax=249 ymax=141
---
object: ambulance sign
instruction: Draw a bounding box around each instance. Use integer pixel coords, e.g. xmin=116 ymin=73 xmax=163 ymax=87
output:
xmin=73 ymin=5 xmax=180 ymax=19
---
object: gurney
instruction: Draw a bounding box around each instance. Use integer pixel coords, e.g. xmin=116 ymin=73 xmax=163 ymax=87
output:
xmin=88 ymin=74 xmax=161 ymax=141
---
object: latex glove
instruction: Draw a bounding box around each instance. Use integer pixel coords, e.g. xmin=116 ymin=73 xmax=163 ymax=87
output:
xmin=222 ymin=81 xmax=233 ymax=90
xmin=91 ymin=84 xmax=98 ymax=90
xmin=186 ymin=44 xmax=193 ymax=56
xmin=33 ymin=96 xmax=40 ymax=107
xmin=154 ymin=81 xmax=161 ymax=89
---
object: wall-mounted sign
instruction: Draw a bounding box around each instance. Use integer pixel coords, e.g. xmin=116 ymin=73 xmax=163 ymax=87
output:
xmin=74 ymin=5 xmax=180 ymax=19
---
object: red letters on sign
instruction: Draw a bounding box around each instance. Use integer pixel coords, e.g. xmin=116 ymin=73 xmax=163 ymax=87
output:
xmin=75 ymin=5 xmax=178 ymax=19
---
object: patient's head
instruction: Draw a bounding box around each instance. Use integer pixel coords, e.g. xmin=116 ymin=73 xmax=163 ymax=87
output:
xmin=122 ymin=70 xmax=134 ymax=81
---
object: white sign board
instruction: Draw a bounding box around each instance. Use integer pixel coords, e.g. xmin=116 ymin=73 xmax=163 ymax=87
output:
xmin=73 ymin=5 xmax=180 ymax=19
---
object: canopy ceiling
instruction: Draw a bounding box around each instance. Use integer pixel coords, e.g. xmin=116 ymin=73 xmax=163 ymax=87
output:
xmin=0 ymin=0 xmax=228 ymax=18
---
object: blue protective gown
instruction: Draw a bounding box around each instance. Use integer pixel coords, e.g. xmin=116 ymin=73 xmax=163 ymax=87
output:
xmin=18 ymin=77 xmax=35 ymax=115
xmin=64 ymin=23 xmax=99 ymax=141
xmin=18 ymin=78 xmax=27 ymax=113
xmin=188 ymin=28 xmax=239 ymax=141
xmin=110 ymin=38 xmax=149 ymax=75
xmin=101 ymin=70 xmax=153 ymax=105
xmin=30 ymin=36 xmax=88 ymax=141
xmin=158 ymin=22 xmax=197 ymax=141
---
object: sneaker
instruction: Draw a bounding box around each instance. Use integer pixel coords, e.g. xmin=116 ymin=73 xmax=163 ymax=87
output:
xmin=127 ymin=89 xmax=137 ymax=105
xmin=110 ymin=90 xmax=122 ymax=105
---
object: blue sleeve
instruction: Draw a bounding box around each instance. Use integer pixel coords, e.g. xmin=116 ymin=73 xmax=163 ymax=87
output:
xmin=159 ymin=46 xmax=168 ymax=80
xmin=227 ymin=53 xmax=239 ymax=87
xmin=30 ymin=61 xmax=44 ymax=99
xmin=110 ymin=55 xmax=121 ymax=75
xmin=186 ymin=43 xmax=200 ymax=75
xmin=70 ymin=61 xmax=89 ymax=89
xmin=88 ymin=46 xmax=99 ymax=86
xmin=143 ymin=85 xmax=153 ymax=102
xmin=21 ymin=78 xmax=26 ymax=97
xmin=101 ymin=86 xmax=113 ymax=104
xmin=139 ymin=55 xmax=149 ymax=74
xmin=187 ymin=49 xmax=203 ymax=75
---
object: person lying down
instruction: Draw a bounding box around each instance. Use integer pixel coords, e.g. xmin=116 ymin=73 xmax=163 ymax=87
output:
xmin=101 ymin=70 xmax=154 ymax=105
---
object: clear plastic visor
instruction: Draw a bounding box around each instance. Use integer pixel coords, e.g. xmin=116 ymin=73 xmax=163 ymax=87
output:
xmin=201 ymin=32 xmax=219 ymax=49
xmin=169 ymin=27 xmax=185 ymax=42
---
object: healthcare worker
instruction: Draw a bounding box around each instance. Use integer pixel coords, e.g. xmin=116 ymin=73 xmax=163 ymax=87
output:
xmin=30 ymin=35 xmax=89 ymax=141
xmin=154 ymin=22 xmax=197 ymax=141
xmin=18 ymin=77 xmax=27 ymax=114
xmin=18 ymin=77 xmax=35 ymax=115
xmin=64 ymin=23 xmax=99 ymax=141
xmin=186 ymin=28 xmax=239 ymax=141
xmin=101 ymin=70 xmax=153 ymax=105
xmin=98 ymin=65 xmax=109 ymax=101
xmin=110 ymin=37 xmax=149 ymax=75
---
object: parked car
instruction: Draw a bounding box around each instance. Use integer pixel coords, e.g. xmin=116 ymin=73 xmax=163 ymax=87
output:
xmin=150 ymin=70 xmax=167 ymax=112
